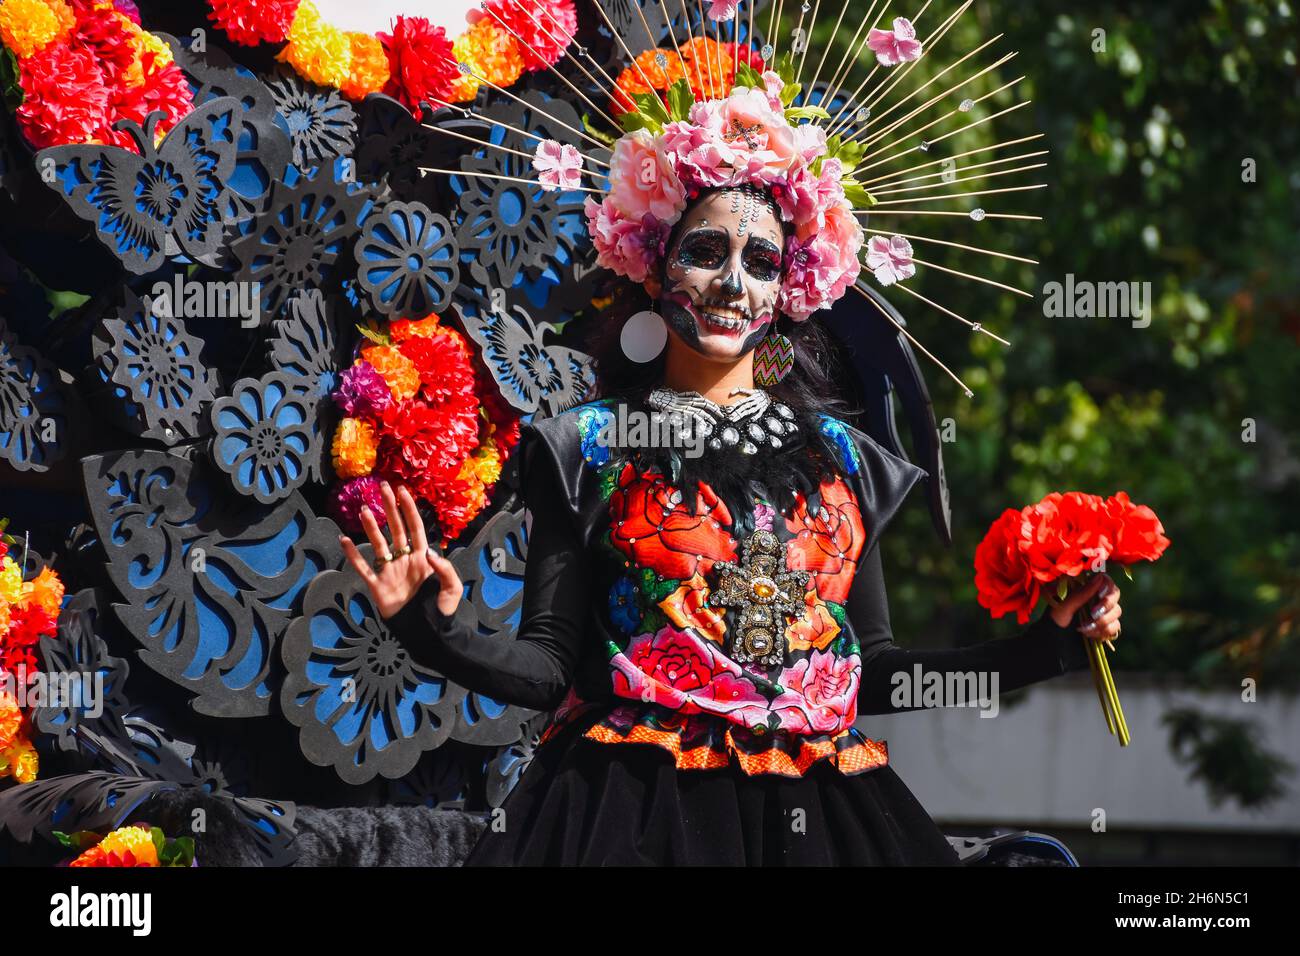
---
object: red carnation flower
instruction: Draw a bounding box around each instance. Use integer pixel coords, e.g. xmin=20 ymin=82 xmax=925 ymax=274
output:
xmin=376 ymin=397 xmax=480 ymax=489
xmin=1018 ymin=491 xmax=1112 ymax=583
xmin=208 ymin=0 xmax=300 ymax=46
xmin=1102 ymin=492 xmax=1171 ymax=564
xmin=16 ymin=41 xmax=111 ymax=149
xmin=100 ymin=59 xmax=194 ymax=150
xmin=70 ymin=6 xmax=136 ymax=87
xmin=974 ymin=507 xmax=1042 ymax=624
xmin=731 ymin=42 xmax=767 ymax=73
xmin=472 ymin=0 xmax=576 ymax=72
xmin=379 ymin=16 xmax=459 ymax=112
xmin=397 ymin=334 xmax=477 ymax=407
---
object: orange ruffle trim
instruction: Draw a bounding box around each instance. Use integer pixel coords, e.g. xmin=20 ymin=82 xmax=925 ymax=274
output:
xmin=580 ymin=720 xmax=889 ymax=778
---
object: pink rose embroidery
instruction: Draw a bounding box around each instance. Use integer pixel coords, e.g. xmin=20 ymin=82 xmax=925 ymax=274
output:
xmin=772 ymin=649 xmax=861 ymax=734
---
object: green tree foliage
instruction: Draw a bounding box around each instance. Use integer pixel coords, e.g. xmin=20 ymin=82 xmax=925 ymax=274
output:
xmin=808 ymin=1 xmax=1298 ymax=803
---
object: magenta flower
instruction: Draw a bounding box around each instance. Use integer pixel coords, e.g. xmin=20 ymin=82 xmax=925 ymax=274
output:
xmin=531 ymin=138 xmax=584 ymax=191
xmin=865 ymin=234 xmax=916 ymax=286
xmin=331 ymin=476 xmax=386 ymax=533
xmin=867 ymin=17 xmax=924 ymax=67
xmin=333 ymin=361 xmax=393 ymax=419
xmin=584 ymin=197 xmax=671 ymax=284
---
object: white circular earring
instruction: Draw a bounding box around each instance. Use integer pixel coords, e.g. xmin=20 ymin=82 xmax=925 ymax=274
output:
xmin=621 ymin=310 xmax=668 ymax=363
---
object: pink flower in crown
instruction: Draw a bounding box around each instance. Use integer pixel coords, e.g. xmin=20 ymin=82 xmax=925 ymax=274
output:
xmin=865 ymin=234 xmax=916 ymax=286
xmin=760 ymin=70 xmax=787 ymax=112
xmin=868 ymin=17 xmax=924 ymax=67
xmin=694 ymin=86 xmax=800 ymax=183
xmin=792 ymin=120 xmax=828 ymax=166
xmin=771 ymin=649 xmax=861 ymax=734
xmin=531 ymin=139 xmax=583 ymax=191
xmin=584 ymin=196 xmax=670 ymax=284
xmin=608 ymin=128 xmax=688 ymax=223
xmin=661 ymin=119 xmax=737 ymax=189
xmin=780 ymin=202 xmax=863 ymax=319
xmin=777 ymin=157 xmax=844 ymax=226
xmin=753 ymin=500 xmax=776 ymax=532
xmin=705 ymin=0 xmax=740 ymax=21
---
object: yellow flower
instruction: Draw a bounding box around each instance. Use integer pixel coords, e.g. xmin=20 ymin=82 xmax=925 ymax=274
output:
xmin=22 ymin=566 xmax=64 ymax=618
xmin=340 ymin=31 xmax=389 ymax=100
xmin=331 ymin=417 xmax=378 ymax=479
xmin=123 ymin=26 xmax=175 ymax=87
xmin=0 ymin=556 xmax=21 ymax=605
xmin=0 ymin=738 xmax=38 ymax=784
xmin=278 ymin=1 xmax=351 ymax=89
xmin=472 ymin=440 xmax=503 ymax=485
xmin=360 ymin=345 xmax=420 ymax=402
xmin=0 ymin=0 xmax=74 ymax=59
xmin=90 ymin=825 xmax=159 ymax=865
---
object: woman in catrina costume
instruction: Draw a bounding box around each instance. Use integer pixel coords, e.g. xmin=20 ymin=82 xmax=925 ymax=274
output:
xmin=340 ymin=6 xmax=1125 ymax=864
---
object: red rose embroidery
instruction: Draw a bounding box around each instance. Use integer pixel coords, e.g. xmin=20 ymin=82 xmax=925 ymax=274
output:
xmin=608 ymin=466 xmax=737 ymax=579
xmin=784 ymin=477 xmax=865 ymax=603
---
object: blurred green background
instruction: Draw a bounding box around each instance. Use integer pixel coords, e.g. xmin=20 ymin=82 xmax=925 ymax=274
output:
xmin=798 ymin=0 xmax=1299 ymax=809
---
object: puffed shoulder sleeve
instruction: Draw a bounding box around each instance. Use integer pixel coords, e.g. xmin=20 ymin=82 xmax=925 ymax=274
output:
xmin=816 ymin=415 xmax=927 ymax=548
xmin=517 ymin=403 xmax=616 ymax=549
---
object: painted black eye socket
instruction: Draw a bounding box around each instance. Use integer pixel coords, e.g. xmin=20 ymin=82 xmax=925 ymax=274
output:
xmin=676 ymin=231 xmax=727 ymax=269
xmin=743 ymin=241 xmax=782 ymax=281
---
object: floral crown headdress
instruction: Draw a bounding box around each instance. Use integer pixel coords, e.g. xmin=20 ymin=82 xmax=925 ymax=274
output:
xmin=422 ymin=0 xmax=1046 ymax=396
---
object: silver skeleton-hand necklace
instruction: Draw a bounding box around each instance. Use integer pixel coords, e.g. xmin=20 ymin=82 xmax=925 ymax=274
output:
xmin=647 ymin=386 xmax=798 ymax=455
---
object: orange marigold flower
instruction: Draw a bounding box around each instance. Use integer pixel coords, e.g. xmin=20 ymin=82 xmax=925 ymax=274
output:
xmin=448 ymin=17 xmax=524 ymax=103
xmin=0 ymin=737 xmax=37 ymax=784
xmin=22 ymin=566 xmax=64 ymax=619
xmin=331 ymin=417 xmax=378 ymax=479
xmin=359 ymin=344 xmax=420 ymax=401
xmin=0 ymin=692 xmax=21 ymax=751
xmin=340 ymin=31 xmax=388 ymax=100
xmin=278 ymin=0 xmax=351 ymax=88
xmin=388 ymin=315 xmax=442 ymax=342
xmin=0 ymin=0 xmax=74 ymax=59
xmin=680 ymin=36 xmax=734 ymax=102
xmin=612 ymin=47 xmax=685 ymax=113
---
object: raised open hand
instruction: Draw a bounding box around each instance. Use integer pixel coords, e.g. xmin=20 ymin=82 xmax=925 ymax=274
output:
xmin=339 ymin=481 xmax=462 ymax=620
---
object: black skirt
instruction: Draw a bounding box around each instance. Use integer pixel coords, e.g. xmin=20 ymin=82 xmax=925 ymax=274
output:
xmin=465 ymin=717 xmax=961 ymax=866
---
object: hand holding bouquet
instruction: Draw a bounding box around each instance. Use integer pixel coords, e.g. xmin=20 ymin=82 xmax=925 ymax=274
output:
xmin=974 ymin=492 xmax=1171 ymax=746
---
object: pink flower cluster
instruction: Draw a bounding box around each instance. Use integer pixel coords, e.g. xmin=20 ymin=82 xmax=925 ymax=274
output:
xmin=553 ymin=72 xmax=867 ymax=320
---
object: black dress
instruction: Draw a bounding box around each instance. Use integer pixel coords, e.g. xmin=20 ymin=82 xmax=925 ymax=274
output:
xmin=387 ymin=395 xmax=1089 ymax=865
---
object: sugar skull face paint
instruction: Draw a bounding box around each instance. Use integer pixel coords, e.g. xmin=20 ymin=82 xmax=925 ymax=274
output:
xmin=659 ymin=188 xmax=784 ymax=361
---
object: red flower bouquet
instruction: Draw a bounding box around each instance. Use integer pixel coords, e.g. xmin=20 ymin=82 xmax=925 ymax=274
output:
xmin=327 ymin=314 xmax=520 ymax=544
xmin=974 ymin=491 xmax=1170 ymax=745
